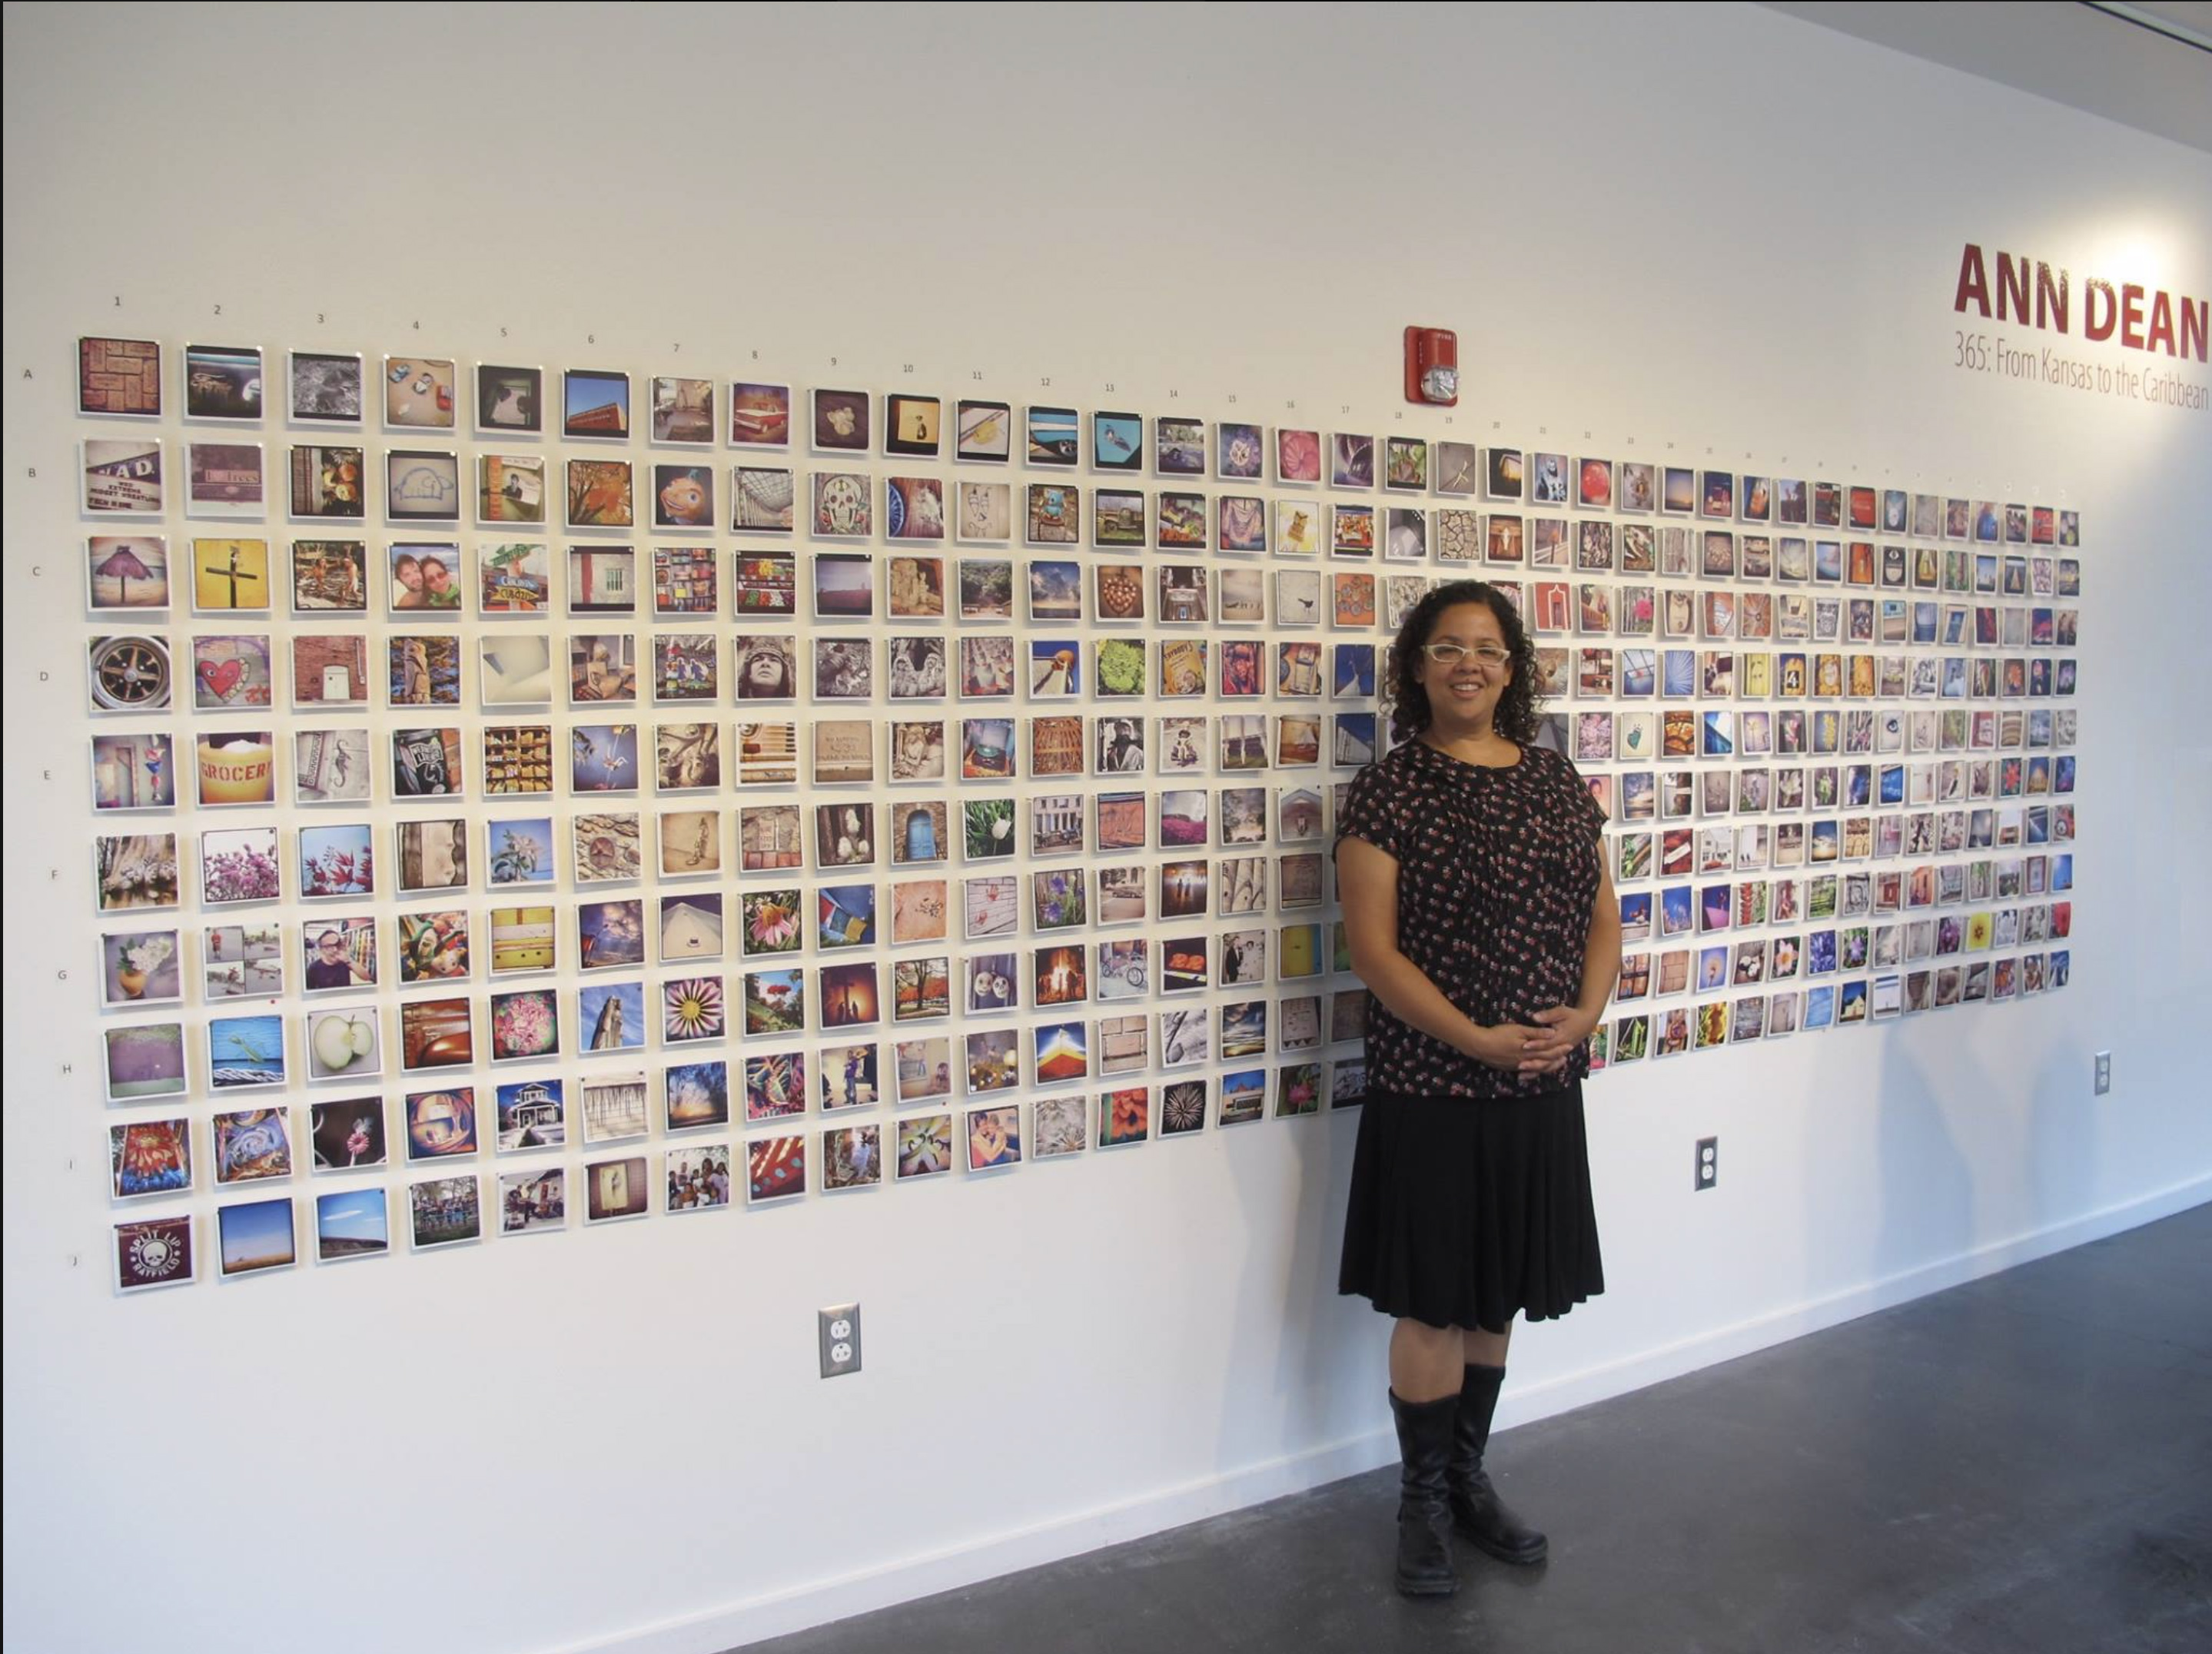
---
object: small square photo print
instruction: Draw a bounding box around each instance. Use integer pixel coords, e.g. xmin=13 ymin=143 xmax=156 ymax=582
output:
xmin=85 ymin=438 xmax=164 ymax=514
xmin=1217 ymin=423 xmax=1265 ymax=481
xmin=184 ymin=344 xmax=264 ymax=421
xmin=386 ymin=450 xmax=461 ymax=522
xmin=813 ymin=389 xmax=871 ymax=453
xmin=383 ymin=356 xmax=456 ymax=429
xmin=653 ymin=465 xmax=716 ymax=530
xmin=289 ymin=351 xmax=364 ymax=423
xmin=219 ymin=1196 xmax=297 ymax=1277
xmin=1156 ymin=417 xmax=1205 ymax=476
xmin=1331 ymin=433 xmax=1375 ymax=490
xmin=956 ymin=400 xmax=1011 ymax=462
xmin=115 ymin=1214 xmax=194 ymax=1292
xmin=288 ymin=444 xmax=363 ymax=520
xmin=1027 ymin=406 xmax=1078 ymax=465
xmin=884 ymin=394 xmax=942 ymax=457
xmin=410 ymin=1175 xmax=482 ymax=1247
xmin=476 ymin=364 xmax=543 ymax=433
xmin=80 ymin=337 xmax=162 ymax=417
xmin=87 ymin=536 xmax=170 ymax=612
xmin=566 ymin=459 xmax=634 ymax=527
xmin=563 ymin=369 xmax=631 ymax=439
xmin=192 ymin=538 xmax=274 ymax=612
xmin=479 ymin=455 xmax=546 ymax=524
xmin=1276 ymin=428 xmax=1321 ymax=485
xmin=730 ymin=382 xmax=792 ymax=447
xmin=651 ymin=377 xmax=714 ymax=443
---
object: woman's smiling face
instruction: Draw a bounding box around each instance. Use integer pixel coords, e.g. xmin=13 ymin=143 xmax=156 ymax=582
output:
xmin=1417 ymin=601 xmax=1513 ymax=733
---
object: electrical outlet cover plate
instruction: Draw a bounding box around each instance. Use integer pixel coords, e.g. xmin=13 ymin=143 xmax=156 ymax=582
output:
xmin=2094 ymin=1051 xmax=2111 ymax=1095
xmin=819 ymin=1302 xmax=861 ymax=1378
xmin=1695 ymin=1136 xmax=1718 ymax=1191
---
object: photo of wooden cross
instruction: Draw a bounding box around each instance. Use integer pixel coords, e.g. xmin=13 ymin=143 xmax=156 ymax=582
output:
xmin=201 ymin=544 xmax=262 ymax=608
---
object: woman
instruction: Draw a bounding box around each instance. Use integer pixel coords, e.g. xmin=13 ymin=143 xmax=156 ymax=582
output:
xmin=738 ymin=642 xmax=793 ymax=700
xmin=418 ymin=554 xmax=462 ymax=609
xmin=1334 ymin=580 xmax=1619 ymax=1599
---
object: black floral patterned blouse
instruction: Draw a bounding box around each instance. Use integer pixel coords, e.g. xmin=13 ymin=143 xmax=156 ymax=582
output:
xmin=1335 ymin=737 xmax=1606 ymax=1098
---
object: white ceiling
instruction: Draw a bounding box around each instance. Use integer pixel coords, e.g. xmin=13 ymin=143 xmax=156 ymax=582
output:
xmin=1763 ymin=2 xmax=2212 ymax=154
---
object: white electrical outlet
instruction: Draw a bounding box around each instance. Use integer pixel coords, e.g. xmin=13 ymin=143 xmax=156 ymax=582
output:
xmin=1695 ymin=1137 xmax=1718 ymax=1192
xmin=2094 ymin=1051 xmax=2111 ymax=1096
xmin=819 ymin=1303 xmax=862 ymax=1378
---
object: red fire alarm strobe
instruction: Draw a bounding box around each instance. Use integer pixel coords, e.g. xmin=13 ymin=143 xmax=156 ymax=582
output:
xmin=1404 ymin=326 xmax=1458 ymax=407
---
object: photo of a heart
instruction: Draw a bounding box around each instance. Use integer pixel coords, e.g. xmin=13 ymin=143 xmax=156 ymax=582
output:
xmin=197 ymin=659 xmax=244 ymax=699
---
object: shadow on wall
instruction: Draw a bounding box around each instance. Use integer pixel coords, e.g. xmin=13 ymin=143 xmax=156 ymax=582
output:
xmin=2024 ymin=1025 xmax=2101 ymax=1240
xmin=1871 ymin=1014 xmax=2101 ymax=1295
xmin=1873 ymin=1030 xmax=1976 ymax=1292
xmin=1219 ymin=1109 xmax=1377 ymax=1473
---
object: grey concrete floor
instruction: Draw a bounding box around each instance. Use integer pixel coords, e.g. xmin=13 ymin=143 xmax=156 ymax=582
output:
xmin=742 ymin=1202 xmax=2212 ymax=1653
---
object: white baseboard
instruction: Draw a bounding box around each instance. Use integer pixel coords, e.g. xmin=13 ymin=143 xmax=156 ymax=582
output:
xmin=551 ymin=1177 xmax=2211 ymax=1654
xmin=543 ymin=1430 xmax=1400 ymax=1654
xmin=1494 ymin=1172 xmax=2212 ymax=1431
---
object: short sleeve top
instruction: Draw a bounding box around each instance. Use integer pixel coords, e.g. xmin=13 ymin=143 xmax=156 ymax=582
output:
xmin=1334 ymin=737 xmax=1606 ymax=1098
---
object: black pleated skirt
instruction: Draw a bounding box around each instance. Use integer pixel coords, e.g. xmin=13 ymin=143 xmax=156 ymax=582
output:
xmin=1339 ymin=1083 xmax=1604 ymax=1332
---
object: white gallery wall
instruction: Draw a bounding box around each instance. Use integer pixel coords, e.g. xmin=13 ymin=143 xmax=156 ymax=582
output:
xmin=4 ymin=5 xmax=2208 ymax=1652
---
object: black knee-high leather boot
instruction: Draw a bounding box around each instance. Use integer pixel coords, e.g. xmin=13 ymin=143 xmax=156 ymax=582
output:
xmin=1389 ymin=1391 xmax=1459 ymax=1596
xmin=1450 ymin=1363 xmax=1548 ymax=1565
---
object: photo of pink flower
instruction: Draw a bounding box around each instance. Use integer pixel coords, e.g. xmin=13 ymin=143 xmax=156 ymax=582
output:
xmin=1276 ymin=428 xmax=1321 ymax=485
xmin=490 ymin=989 xmax=559 ymax=1061
xmin=742 ymin=890 xmax=801 ymax=955
xmin=201 ymin=828 xmax=281 ymax=905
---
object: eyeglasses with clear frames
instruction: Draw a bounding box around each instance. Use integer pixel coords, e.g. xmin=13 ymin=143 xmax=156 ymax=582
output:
xmin=1420 ymin=642 xmax=1513 ymax=667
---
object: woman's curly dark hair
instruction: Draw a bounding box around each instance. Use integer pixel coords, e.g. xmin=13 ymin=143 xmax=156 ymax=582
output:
xmin=1385 ymin=580 xmax=1541 ymax=746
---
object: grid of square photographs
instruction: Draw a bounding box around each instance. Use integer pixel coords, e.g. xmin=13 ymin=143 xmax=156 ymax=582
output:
xmin=72 ymin=334 xmax=2082 ymax=1284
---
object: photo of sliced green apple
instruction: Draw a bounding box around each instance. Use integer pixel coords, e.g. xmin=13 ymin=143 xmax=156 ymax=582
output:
xmin=310 ymin=1011 xmax=377 ymax=1075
